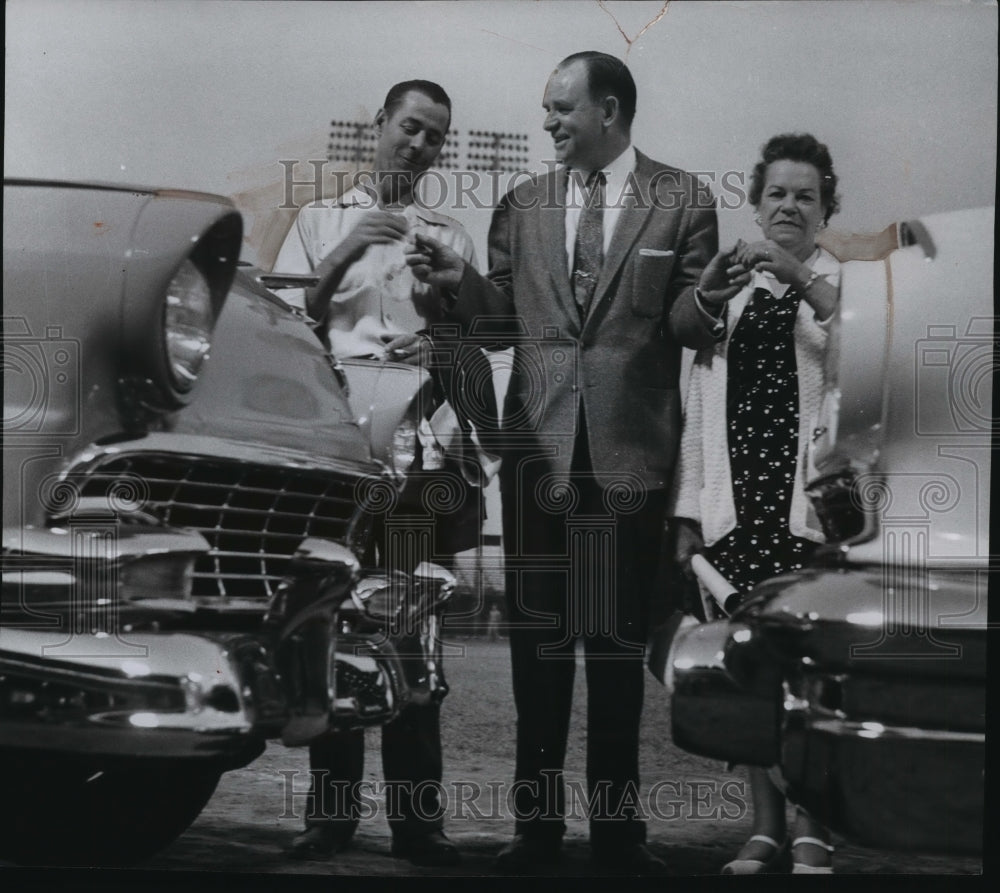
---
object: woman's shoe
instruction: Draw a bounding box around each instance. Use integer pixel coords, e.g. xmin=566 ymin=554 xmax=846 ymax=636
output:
xmin=791 ymin=836 xmax=834 ymax=873
xmin=721 ymin=834 xmax=789 ymax=875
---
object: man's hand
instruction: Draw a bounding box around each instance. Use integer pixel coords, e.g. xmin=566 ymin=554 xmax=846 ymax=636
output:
xmin=697 ymin=243 xmax=752 ymax=309
xmin=304 ymin=211 xmax=409 ymax=320
xmin=382 ymin=332 xmax=431 ymax=366
xmin=339 ymin=210 xmax=409 ymax=261
xmin=405 ymin=233 xmax=466 ymax=292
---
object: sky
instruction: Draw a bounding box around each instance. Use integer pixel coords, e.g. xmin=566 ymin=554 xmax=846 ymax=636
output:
xmin=5 ymin=0 xmax=998 ymax=267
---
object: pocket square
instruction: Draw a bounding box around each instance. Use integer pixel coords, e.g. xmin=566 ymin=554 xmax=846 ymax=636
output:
xmin=639 ymin=248 xmax=675 ymax=257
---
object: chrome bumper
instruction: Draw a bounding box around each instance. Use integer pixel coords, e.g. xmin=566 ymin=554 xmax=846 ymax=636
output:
xmin=0 ymin=621 xmax=414 ymax=762
xmin=667 ymin=620 xmax=781 ymax=767
xmin=1 ymin=530 xmax=454 ymax=760
xmin=780 ymin=688 xmax=984 ymax=855
xmin=0 ymin=627 xmax=275 ymax=767
xmin=667 ymin=608 xmax=986 ymax=856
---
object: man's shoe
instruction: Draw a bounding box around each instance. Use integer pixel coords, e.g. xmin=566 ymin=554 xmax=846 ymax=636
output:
xmin=287 ymin=825 xmax=354 ymax=860
xmin=390 ymin=829 xmax=460 ymax=867
xmin=591 ymin=842 xmax=668 ymax=876
xmin=494 ymin=834 xmax=562 ymax=873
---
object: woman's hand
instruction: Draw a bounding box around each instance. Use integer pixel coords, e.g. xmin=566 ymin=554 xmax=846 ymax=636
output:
xmin=697 ymin=245 xmax=752 ymax=309
xmin=382 ymin=332 xmax=431 ymax=366
xmin=734 ymin=238 xmax=808 ymax=286
xmin=671 ymin=517 xmax=705 ymax=580
xmin=735 ymin=238 xmax=838 ymax=321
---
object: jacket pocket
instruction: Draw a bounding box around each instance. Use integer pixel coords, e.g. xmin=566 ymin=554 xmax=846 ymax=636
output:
xmin=632 ymin=250 xmax=676 ymax=316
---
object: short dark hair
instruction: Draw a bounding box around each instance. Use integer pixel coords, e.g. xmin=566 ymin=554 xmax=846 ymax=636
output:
xmin=557 ymin=51 xmax=636 ymax=128
xmin=381 ymin=79 xmax=452 ymax=128
xmin=748 ymin=133 xmax=841 ymax=222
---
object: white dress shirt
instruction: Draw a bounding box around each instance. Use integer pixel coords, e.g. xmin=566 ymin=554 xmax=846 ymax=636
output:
xmin=272 ymin=185 xmax=476 ymax=359
xmin=563 ymin=145 xmax=637 ymax=276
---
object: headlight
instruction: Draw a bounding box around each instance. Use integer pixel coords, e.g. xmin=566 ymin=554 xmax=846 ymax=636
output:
xmin=119 ymin=205 xmax=241 ymax=418
xmin=163 ymin=259 xmax=214 ymax=391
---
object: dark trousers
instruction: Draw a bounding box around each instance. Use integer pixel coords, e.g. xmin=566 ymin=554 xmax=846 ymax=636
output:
xmin=304 ymin=571 xmax=453 ymax=842
xmin=499 ymin=435 xmax=668 ymax=850
xmin=304 ymin=699 xmax=444 ymax=841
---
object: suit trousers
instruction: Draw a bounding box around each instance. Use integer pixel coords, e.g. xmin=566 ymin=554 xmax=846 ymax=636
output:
xmin=499 ymin=425 xmax=668 ymax=849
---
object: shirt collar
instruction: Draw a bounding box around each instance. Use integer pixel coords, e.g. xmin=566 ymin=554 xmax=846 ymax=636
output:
xmin=337 ymin=183 xmax=448 ymax=226
xmin=566 ymin=144 xmax=637 ymax=204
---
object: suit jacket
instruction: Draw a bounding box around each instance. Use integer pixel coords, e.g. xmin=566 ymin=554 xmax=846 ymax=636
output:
xmin=450 ymin=149 xmax=721 ymax=491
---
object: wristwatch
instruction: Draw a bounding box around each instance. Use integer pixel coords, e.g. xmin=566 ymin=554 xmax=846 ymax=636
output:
xmin=801 ymin=271 xmax=822 ymax=293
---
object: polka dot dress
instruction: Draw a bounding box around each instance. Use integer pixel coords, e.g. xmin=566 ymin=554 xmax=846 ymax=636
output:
xmin=704 ymin=286 xmax=818 ymax=593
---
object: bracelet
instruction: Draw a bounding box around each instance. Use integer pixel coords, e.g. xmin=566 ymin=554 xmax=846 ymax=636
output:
xmin=801 ymin=271 xmax=821 ymax=293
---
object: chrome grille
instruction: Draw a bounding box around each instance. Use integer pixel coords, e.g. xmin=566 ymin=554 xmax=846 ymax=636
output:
xmin=77 ymin=454 xmax=368 ymax=599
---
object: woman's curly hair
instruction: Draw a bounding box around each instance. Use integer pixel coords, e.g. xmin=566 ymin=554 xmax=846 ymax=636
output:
xmin=748 ymin=133 xmax=841 ymax=223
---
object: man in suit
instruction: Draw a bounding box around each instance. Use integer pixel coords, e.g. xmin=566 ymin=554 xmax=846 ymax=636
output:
xmin=407 ymin=52 xmax=736 ymax=874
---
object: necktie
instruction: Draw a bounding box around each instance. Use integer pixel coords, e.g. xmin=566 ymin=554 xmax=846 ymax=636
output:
xmin=572 ymin=170 xmax=605 ymax=317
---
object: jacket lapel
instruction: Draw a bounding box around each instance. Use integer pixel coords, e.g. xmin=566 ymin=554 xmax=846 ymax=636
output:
xmin=584 ymin=151 xmax=656 ymax=329
xmin=538 ymin=170 xmax=580 ymax=330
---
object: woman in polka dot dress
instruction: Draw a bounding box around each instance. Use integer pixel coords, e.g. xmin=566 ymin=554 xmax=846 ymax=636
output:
xmin=669 ymin=133 xmax=842 ymax=874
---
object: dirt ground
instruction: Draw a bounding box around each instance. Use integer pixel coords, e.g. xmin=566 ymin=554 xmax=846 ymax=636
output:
xmin=5 ymin=639 xmax=982 ymax=883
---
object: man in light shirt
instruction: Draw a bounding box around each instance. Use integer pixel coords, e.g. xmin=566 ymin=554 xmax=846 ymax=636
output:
xmin=274 ymin=81 xmax=476 ymax=363
xmin=274 ymin=79 xmax=490 ymax=868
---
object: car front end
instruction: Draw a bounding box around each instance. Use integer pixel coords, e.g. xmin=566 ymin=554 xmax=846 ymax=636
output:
xmin=1 ymin=179 xmax=453 ymax=863
xmin=666 ymin=206 xmax=992 ymax=856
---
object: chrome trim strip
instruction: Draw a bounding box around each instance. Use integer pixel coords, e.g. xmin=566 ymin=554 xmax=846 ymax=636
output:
xmin=3 ymin=177 xmax=156 ymax=196
xmin=804 ymin=716 xmax=984 ymax=745
xmin=68 ymin=434 xmax=380 ymax=479
xmin=257 ymin=273 xmax=321 ymax=289
xmin=2 ymin=526 xmax=210 ymax=561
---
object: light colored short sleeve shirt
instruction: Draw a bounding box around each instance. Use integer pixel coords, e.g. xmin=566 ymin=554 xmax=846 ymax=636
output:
xmin=273 ymin=185 xmax=477 ymax=359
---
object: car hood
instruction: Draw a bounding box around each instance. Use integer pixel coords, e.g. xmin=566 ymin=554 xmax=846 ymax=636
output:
xmin=166 ymin=270 xmax=374 ymax=468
